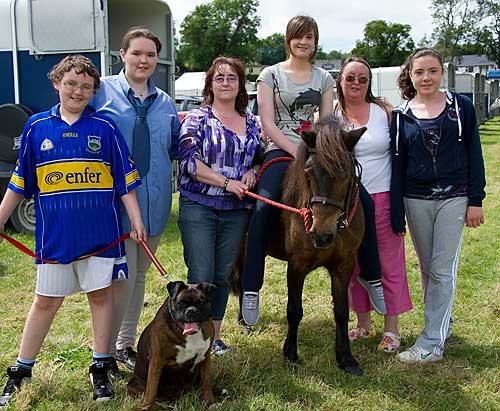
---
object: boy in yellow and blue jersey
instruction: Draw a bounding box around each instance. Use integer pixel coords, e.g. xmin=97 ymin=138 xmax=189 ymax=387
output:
xmin=0 ymin=55 xmax=146 ymax=406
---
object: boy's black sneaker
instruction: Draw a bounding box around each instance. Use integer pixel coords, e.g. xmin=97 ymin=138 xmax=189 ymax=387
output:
xmin=89 ymin=361 xmax=114 ymax=402
xmin=115 ymin=347 xmax=137 ymax=371
xmin=0 ymin=366 xmax=32 ymax=407
xmin=108 ymin=357 xmax=119 ymax=379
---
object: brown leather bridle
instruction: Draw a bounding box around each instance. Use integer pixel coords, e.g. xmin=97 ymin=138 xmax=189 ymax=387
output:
xmin=307 ymin=148 xmax=361 ymax=229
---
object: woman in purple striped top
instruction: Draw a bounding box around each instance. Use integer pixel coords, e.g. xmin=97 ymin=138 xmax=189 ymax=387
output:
xmin=177 ymin=57 xmax=264 ymax=355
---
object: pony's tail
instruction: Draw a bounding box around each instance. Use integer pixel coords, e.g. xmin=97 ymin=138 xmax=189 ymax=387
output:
xmin=229 ymin=237 xmax=246 ymax=295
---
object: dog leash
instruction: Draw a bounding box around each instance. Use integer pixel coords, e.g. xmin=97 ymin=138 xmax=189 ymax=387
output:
xmin=0 ymin=232 xmax=169 ymax=278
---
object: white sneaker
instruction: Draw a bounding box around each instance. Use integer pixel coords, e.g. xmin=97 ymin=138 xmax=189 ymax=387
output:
xmin=397 ymin=345 xmax=443 ymax=364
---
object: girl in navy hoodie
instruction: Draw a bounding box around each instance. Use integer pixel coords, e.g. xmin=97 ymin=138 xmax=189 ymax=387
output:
xmin=390 ymin=48 xmax=486 ymax=363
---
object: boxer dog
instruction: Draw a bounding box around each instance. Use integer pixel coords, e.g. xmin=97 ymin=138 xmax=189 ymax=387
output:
xmin=128 ymin=281 xmax=216 ymax=410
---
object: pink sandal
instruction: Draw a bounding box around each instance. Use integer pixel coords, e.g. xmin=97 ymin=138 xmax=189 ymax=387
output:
xmin=378 ymin=332 xmax=401 ymax=352
xmin=348 ymin=325 xmax=376 ymax=342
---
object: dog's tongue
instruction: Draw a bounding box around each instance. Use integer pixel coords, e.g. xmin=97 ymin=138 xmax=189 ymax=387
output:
xmin=182 ymin=322 xmax=199 ymax=336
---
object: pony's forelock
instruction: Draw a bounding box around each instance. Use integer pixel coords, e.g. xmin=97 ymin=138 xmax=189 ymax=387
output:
xmin=282 ymin=116 xmax=353 ymax=209
xmin=315 ymin=117 xmax=352 ymax=178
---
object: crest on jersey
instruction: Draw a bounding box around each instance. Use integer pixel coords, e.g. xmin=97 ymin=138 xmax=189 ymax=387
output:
xmin=40 ymin=138 xmax=54 ymax=151
xmin=447 ymin=107 xmax=459 ymax=121
xmin=87 ymin=135 xmax=101 ymax=152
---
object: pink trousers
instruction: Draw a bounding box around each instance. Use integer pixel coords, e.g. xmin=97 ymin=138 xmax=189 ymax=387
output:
xmin=348 ymin=192 xmax=413 ymax=316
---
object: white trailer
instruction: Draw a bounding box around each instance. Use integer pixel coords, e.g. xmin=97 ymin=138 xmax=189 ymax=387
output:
xmin=0 ymin=0 xmax=175 ymax=233
xmin=370 ymin=66 xmax=403 ymax=107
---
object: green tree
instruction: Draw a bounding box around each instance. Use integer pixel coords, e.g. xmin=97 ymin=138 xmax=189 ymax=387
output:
xmin=475 ymin=0 xmax=500 ymax=67
xmin=326 ymin=49 xmax=347 ymax=60
xmin=315 ymin=45 xmax=328 ymax=60
xmin=430 ymin=0 xmax=482 ymax=62
xmin=257 ymin=33 xmax=286 ymax=66
xmin=176 ymin=0 xmax=261 ymax=71
xmin=350 ymin=20 xmax=415 ymax=67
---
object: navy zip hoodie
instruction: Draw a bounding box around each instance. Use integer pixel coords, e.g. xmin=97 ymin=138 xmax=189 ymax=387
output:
xmin=390 ymin=91 xmax=486 ymax=233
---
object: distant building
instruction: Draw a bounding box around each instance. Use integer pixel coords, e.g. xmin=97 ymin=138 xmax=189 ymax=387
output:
xmin=246 ymin=64 xmax=266 ymax=78
xmin=454 ymin=55 xmax=498 ymax=76
xmin=314 ymin=59 xmax=343 ymax=79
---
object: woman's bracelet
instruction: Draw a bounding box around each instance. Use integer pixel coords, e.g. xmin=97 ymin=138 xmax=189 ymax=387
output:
xmin=223 ymin=177 xmax=230 ymax=191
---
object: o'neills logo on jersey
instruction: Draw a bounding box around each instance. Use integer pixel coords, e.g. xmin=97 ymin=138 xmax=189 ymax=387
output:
xmin=37 ymin=161 xmax=113 ymax=194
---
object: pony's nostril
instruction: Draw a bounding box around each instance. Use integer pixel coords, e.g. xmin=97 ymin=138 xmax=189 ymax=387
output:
xmin=310 ymin=232 xmax=335 ymax=248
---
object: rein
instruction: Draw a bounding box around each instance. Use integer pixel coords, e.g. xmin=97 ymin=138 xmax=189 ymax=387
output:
xmin=244 ymin=155 xmax=360 ymax=235
xmin=0 ymin=232 xmax=169 ymax=278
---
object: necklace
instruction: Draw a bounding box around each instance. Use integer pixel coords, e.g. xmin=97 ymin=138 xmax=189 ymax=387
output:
xmin=135 ymin=86 xmax=148 ymax=97
xmin=124 ymin=72 xmax=148 ymax=98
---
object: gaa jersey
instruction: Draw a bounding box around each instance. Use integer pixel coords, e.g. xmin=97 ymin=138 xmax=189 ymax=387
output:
xmin=8 ymin=104 xmax=141 ymax=264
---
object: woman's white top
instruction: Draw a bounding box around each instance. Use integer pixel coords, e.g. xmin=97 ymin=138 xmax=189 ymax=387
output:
xmin=354 ymin=103 xmax=391 ymax=194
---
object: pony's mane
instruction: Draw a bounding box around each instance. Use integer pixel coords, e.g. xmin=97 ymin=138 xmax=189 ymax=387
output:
xmin=282 ymin=115 xmax=353 ymax=209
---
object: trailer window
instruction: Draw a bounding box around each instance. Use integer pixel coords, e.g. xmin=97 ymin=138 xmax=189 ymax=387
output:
xmin=28 ymin=0 xmax=98 ymax=53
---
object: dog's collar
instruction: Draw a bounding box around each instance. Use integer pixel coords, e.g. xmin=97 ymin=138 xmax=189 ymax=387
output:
xmin=167 ymin=299 xmax=177 ymax=323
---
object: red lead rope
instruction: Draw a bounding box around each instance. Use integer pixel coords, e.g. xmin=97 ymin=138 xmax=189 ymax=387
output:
xmin=245 ymin=156 xmax=313 ymax=234
xmin=0 ymin=232 xmax=168 ymax=278
xmin=244 ymin=156 xmax=359 ymax=234
xmin=244 ymin=190 xmax=313 ymax=234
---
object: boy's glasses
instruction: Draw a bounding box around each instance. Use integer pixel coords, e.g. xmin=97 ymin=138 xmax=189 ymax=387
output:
xmin=343 ymin=75 xmax=369 ymax=84
xmin=213 ymin=75 xmax=238 ymax=84
xmin=62 ymin=81 xmax=94 ymax=94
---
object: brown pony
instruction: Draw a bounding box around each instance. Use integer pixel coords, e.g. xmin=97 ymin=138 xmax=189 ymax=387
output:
xmin=236 ymin=115 xmax=366 ymax=375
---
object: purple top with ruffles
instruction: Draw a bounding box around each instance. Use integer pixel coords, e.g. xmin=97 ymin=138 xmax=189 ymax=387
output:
xmin=178 ymin=105 xmax=263 ymax=210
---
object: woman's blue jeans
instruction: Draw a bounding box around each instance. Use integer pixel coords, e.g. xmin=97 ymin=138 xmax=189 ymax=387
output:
xmin=178 ymin=195 xmax=250 ymax=321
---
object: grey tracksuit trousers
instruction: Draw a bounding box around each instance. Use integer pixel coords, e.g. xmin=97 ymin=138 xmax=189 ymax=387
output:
xmin=404 ymin=197 xmax=468 ymax=356
xmin=111 ymin=236 xmax=161 ymax=353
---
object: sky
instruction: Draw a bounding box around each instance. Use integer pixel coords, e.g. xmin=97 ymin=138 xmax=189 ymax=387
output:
xmin=167 ymin=0 xmax=435 ymax=53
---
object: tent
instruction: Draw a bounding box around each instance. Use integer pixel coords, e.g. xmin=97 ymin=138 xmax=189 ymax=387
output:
xmin=175 ymin=72 xmax=206 ymax=97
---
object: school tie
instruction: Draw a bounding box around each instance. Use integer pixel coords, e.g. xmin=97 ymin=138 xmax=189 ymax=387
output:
xmin=127 ymin=91 xmax=155 ymax=177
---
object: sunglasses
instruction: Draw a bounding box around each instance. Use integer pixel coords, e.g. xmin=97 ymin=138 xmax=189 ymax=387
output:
xmin=343 ymin=75 xmax=369 ymax=84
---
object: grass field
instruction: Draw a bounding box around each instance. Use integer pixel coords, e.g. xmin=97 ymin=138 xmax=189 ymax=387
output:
xmin=0 ymin=118 xmax=499 ymax=411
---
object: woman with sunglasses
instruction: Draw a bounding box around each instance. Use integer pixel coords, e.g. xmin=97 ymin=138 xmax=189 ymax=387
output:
xmin=392 ymin=48 xmax=485 ymax=363
xmin=178 ymin=57 xmax=263 ymax=355
xmin=335 ymin=57 xmax=412 ymax=352
xmin=240 ymin=15 xmax=334 ymax=326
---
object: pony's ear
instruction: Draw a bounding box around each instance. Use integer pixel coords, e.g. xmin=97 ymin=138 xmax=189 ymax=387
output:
xmin=301 ymin=130 xmax=316 ymax=149
xmin=343 ymin=127 xmax=366 ymax=151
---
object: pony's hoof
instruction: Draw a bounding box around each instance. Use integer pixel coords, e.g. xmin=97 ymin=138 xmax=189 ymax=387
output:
xmin=283 ymin=351 xmax=300 ymax=365
xmin=284 ymin=357 xmax=301 ymax=370
xmin=344 ymin=364 xmax=363 ymax=376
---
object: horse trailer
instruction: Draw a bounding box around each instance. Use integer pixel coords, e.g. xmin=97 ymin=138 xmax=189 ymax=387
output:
xmin=0 ymin=0 xmax=175 ymax=233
